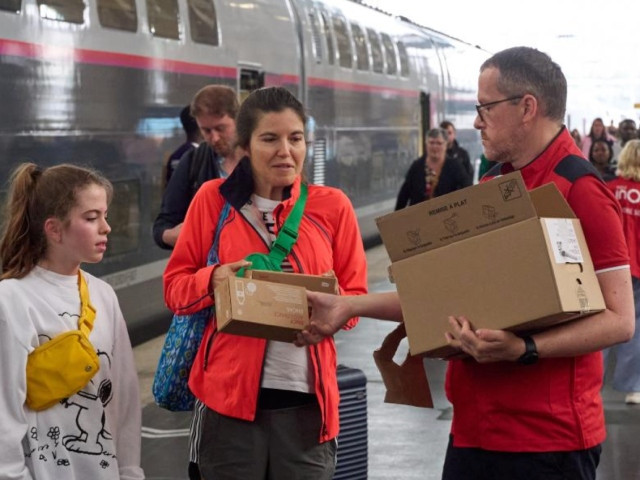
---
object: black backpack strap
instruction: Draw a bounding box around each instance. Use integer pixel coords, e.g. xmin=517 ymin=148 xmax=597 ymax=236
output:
xmin=188 ymin=143 xmax=219 ymax=197
xmin=186 ymin=147 xmax=201 ymax=197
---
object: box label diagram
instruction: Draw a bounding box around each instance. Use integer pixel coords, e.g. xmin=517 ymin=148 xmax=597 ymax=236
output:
xmin=545 ymin=218 xmax=584 ymax=264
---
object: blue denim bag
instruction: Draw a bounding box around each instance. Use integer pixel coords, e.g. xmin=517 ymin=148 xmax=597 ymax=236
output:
xmin=152 ymin=202 xmax=231 ymax=411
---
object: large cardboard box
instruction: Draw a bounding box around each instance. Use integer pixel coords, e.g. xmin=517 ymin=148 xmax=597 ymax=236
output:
xmin=215 ymin=277 xmax=309 ymax=343
xmin=376 ymin=171 xmax=606 ymax=358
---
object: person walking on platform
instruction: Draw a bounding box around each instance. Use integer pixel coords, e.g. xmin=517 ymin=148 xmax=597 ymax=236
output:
xmin=0 ymin=163 xmax=144 ymax=480
xmin=163 ymin=86 xmax=367 ymax=480
xmin=440 ymin=120 xmax=474 ymax=178
xmin=612 ymin=119 xmax=638 ymax=163
xmin=153 ymin=85 xmax=240 ymax=250
xmin=604 ymin=139 xmax=640 ymax=404
xmin=581 ymin=117 xmax=615 ymax=158
xmin=588 ymin=138 xmax=616 ymax=181
xmin=163 ymin=105 xmax=202 ymax=188
xmin=297 ymin=46 xmax=635 ymax=480
xmin=571 ymin=128 xmax=583 ymax=149
xmin=395 ymin=128 xmax=471 ymax=210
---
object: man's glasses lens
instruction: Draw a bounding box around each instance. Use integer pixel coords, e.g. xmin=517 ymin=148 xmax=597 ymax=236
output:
xmin=475 ymin=95 xmax=524 ymax=121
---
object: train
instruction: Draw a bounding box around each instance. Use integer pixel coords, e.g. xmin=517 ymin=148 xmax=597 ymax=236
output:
xmin=0 ymin=0 xmax=488 ymax=342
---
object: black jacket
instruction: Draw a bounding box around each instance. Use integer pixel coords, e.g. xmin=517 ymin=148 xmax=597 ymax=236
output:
xmin=395 ymin=154 xmax=472 ymax=210
xmin=447 ymin=140 xmax=473 ymax=178
xmin=153 ymin=143 xmax=220 ymax=249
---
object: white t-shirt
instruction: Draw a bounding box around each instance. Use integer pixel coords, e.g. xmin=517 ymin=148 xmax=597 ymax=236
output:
xmin=0 ymin=266 xmax=144 ymax=480
xmin=250 ymin=194 xmax=314 ymax=394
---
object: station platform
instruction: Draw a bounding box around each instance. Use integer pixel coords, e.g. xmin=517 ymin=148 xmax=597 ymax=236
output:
xmin=135 ymin=244 xmax=640 ymax=479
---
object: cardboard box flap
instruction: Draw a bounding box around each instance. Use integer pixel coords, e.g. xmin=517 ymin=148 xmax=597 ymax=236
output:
xmin=246 ymin=270 xmax=338 ymax=294
xmin=529 ymin=182 xmax=577 ymax=219
xmin=376 ymin=171 xmax=538 ymax=262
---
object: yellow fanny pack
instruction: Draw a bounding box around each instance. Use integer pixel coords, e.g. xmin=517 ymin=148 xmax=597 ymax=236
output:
xmin=25 ymin=271 xmax=100 ymax=411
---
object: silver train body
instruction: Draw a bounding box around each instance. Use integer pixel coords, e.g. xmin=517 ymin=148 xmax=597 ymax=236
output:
xmin=0 ymin=0 xmax=487 ymax=340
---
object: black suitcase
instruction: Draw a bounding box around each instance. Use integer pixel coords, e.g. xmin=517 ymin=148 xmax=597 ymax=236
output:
xmin=334 ymin=365 xmax=367 ymax=480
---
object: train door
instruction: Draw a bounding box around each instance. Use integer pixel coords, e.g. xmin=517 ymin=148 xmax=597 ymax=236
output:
xmin=238 ymin=66 xmax=265 ymax=103
xmin=420 ymin=91 xmax=431 ymax=156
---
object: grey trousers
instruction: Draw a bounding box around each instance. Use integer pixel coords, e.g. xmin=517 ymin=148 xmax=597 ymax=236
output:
xmin=198 ymin=403 xmax=336 ymax=480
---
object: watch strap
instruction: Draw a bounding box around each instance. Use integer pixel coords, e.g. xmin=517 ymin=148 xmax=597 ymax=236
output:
xmin=517 ymin=336 xmax=538 ymax=365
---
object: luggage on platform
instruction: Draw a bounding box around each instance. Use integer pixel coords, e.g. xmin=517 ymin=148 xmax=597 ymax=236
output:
xmin=334 ymin=365 xmax=368 ymax=480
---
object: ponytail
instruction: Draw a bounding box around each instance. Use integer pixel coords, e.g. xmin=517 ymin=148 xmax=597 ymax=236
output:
xmin=0 ymin=164 xmax=43 ymax=279
xmin=0 ymin=163 xmax=112 ymax=280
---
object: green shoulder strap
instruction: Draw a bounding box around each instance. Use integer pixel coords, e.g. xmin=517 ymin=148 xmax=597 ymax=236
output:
xmin=238 ymin=182 xmax=308 ymax=276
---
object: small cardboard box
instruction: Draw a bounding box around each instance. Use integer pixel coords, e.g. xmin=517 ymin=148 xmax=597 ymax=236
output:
xmin=215 ymin=277 xmax=309 ymax=343
xmin=246 ymin=270 xmax=338 ymax=294
xmin=376 ymin=171 xmax=606 ymax=358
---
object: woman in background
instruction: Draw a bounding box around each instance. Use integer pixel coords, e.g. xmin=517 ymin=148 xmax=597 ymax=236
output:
xmin=588 ymin=138 xmax=616 ymax=181
xmin=570 ymin=128 xmax=582 ymax=149
xmin=581 ymin=117 xmax=615 ymax=157
xmin=395 ymin=127 xmax=472 ymax=210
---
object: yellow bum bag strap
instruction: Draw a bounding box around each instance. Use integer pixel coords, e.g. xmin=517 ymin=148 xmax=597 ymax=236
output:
xmin=77 ymin=271 xmax=96 ymax=337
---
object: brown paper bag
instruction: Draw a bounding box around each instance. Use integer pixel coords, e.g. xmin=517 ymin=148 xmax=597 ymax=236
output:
xmin=373 ymin=323 xmax=433 ymax=408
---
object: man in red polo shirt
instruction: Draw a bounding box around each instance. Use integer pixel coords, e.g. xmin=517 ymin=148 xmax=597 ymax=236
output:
xmin=441 ymin=46 xmax=634 ymax=480
xmin=296 ymin=47 xmax=635 ymax=480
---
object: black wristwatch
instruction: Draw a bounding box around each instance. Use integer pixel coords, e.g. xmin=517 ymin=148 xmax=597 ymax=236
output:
xmin=517 ymin=336 xmax=539 ymax=365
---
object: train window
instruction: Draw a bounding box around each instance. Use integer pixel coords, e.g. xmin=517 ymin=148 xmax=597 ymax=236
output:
xmin=319 ymin=11 xmax=334 ymax=65
xmin=396 ymin=40 xmax=410 ymax=77
xmin=146 ymin=0 xmax=180 ymax=40
xmin=36 ymin=0 xmax=85 ymax=24
xmin=105 ymin=179 xmax=140 ymax=257
xmin=0 ymin=0 xmax=21 ymax=13
xmin=332 ymin=14 xmax=352 ymax=69
xmin=351 ymin=23 xmax=369 ymax=71
xmin=97 ymin=0 xmax=137 ymax=32
xmin=380 ymin=33 xmax=397 ymax=75
xmin=187 ymin=0 xmax=218 ymax=45
xmin=366 ymin=28 xmax=383 ymax=74
xmin=239 ymin=68 xmax=264 ymax=102
xmin=308 ymin=11 xmax=323 ymax=63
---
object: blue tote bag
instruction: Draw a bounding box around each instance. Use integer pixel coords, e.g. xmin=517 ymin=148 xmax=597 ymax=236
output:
xmin=152 ymin=203 xmax=231 ymax=411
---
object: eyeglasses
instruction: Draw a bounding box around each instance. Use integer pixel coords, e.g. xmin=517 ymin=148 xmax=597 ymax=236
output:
xmin=475 ymin=95 xmax=524 ymax=122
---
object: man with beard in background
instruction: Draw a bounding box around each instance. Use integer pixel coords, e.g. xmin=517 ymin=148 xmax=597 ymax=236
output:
xmin=153 ymin=85 xmax=240 ymax=249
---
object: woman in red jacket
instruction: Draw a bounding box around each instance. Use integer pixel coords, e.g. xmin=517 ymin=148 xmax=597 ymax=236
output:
xmin=163 ymin=86 xmax=368 ymax=479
